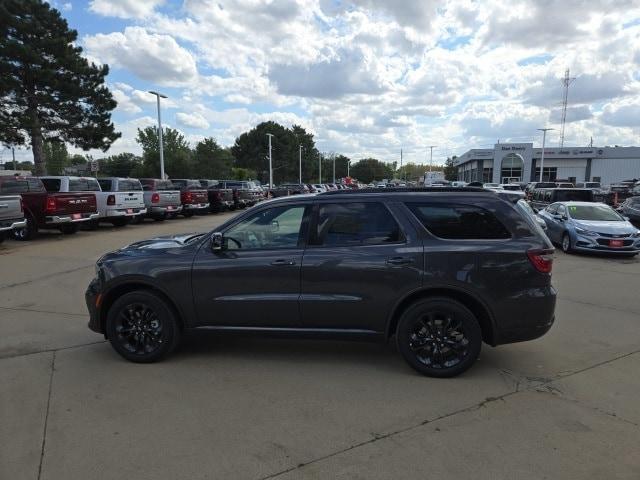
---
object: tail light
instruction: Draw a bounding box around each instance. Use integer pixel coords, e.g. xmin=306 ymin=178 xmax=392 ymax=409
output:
xmin=107 ymin=195 xmax=115 ymax=206
xmin=183 ymin=191 xmax=193 ymax=203
xmin=527 ymin=249 xmax=554 ymax=274
xmin=151 ymin=192 xmax=160 ymax=203
xmin=45 ymin=195 xmax=57 ymax=213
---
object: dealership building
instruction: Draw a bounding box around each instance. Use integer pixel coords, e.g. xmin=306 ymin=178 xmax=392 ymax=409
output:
xmin=455 ymin=143 xmax=640 ymax=186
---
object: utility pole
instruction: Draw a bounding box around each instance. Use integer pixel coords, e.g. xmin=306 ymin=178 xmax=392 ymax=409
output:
xmin=559 ymin=68 xmax=576 ymax=148
xmin=347 ymin=159 xmax=350 ymax=177
xmin=537 ymin=128 xmax=554 ymax=182
xmin=266 ymin=133 xmax=274 ymax=189
xmin=428 ymin=146 xmax=436 ymax=172
xmin=332 ymin=155 xmax=336 ymax=184
xmin=400 ymin=148 xmax=403 ymax=181
xmin=298 ymin=145 xmax=302 ymax=184
xmin=318 ymin=153 xmax=322 ymax=184
xmin=148 ymin=91 xmax=167 ymax=179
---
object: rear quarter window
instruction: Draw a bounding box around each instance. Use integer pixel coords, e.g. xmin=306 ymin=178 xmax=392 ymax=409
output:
xmin=406 ymin=203 xmax=511 ymax=240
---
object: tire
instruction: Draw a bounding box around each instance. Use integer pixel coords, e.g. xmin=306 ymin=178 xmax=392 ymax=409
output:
xmin=105 ymin=290 xmax=181 ymax=363
xmin=561 ymin=233 xmax=573 ymax=253
xmin=111 ymin=217 xmax=129 ymax=227
xmin=83 ymin=219 xmax=99 ymax=231
xmin=130 ymin=215 xmax=143 ymax=225
xmin=182 ymin=211 xmax=194 ymax=218
xmin=0 ymin=231 xmax=5 ymax=244
xmin=60 ymin=224 xmax=79 ymax=235
xmin=13 ymin=215 xmax=38 ymax=241
xmin=396 ymin=297 xmax=482 ymax=378
xmin=153 ymin=214 xmax=166 ymax=222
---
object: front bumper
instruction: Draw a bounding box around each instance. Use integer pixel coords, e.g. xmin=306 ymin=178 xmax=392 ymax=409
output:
xmin=85 ymin=277 xmax=103 ymax=334
xmin=45 ymin=212 xmax=99 ymax=224
xmin=0 ymin=217 xmax=27 ymax=232
xmin=573 ymin=233 xmax=640 ymax=254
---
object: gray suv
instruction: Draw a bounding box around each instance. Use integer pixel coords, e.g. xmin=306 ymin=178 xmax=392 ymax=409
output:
xmin=86 ymin=188 xmax=556 ymax=377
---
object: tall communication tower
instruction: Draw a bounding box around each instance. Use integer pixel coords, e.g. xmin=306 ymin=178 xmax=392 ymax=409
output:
xmin=558 ymin=68 xmax=576 ymax=148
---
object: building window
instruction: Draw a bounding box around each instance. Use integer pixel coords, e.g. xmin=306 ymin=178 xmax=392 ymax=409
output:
xmin=534 ymin=167 xmax=558 ymax=181
xmin=500 ymin=153 xmax=524 ymax=182
xmin=483 ymin=168 xmax=493 ymax=182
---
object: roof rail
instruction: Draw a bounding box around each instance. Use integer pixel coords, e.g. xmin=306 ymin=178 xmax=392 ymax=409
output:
xmin=320 ymin=187 xmax=488 ymax=195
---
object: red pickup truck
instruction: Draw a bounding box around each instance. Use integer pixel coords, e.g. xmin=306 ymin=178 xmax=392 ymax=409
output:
xmin=170 ymin=179 xmax=210 ymax=217
xmin=0 ymin=176 xmax=98 ymax=240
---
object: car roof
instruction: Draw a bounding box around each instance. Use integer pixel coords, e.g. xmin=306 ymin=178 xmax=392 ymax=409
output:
xmin=554 ymin=201 xmax=610 ymax=207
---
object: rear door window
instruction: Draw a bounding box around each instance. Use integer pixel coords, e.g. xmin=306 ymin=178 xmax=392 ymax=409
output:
xmin=407 ymin=204 xmax=511 ymax=240
xmin=41 ymin=178 xmax=62 ymax=192
xmin=312 ymin=202 xmax=403 ymax=246
xmin=69 ymin=178 xmax=101 ymax=191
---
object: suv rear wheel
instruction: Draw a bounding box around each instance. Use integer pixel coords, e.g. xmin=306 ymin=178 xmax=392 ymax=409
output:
xmin=396 ymin=297 xmax=482 ymax=378
xmin=105 ymin=291 xmax=181 ymax=363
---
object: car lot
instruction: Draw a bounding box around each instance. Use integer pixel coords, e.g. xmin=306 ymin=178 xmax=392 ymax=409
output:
xmin=1 ymin=213 xmax=640 ymax=479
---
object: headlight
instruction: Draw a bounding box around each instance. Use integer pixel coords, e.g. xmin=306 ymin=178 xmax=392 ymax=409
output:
xmin=575 ymin=227 xmax=597 ymax=236
xmin=633 ymin=231 xmax=640 ymax=238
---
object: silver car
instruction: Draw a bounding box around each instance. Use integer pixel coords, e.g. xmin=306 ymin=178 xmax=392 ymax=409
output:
xmin=538 ymin=201 xmax=640 ymax=256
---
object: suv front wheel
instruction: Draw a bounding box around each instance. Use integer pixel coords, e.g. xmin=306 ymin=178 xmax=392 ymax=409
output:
xmin=396 ymin=297 xmax=482 ymax=378
xmin=106 ymin=290 xmax=181 ymax=363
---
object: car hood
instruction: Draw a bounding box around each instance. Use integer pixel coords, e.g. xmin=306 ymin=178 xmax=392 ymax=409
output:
xmin=124 ymin=233 xmax=206 ymax=250
xmin=572 ymin=220 xmax=637 ymax=234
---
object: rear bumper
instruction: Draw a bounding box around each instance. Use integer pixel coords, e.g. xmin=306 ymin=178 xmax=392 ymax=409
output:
xmin=148 ymin=205 xmax=183 ymax=215
xmin=182 ymin=203 xmax=210 ymax=211
xmin=104 ymin=207 xmax=147 ymax=218
xmin=45 ymin=212 xmax=99 ymax=224
xmin=494 ymin=285 xmax=557 ymax=345
xmin=0 ymin=217 xmax=26 ymax=232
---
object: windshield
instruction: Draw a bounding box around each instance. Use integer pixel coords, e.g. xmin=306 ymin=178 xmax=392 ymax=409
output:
xmin=69 ymin=178 xmax=101 ymax=191
xmin=568 ymin=204 xmax=622 ymax=221
xmin=118 ymin=180 xmax=142 ymax=192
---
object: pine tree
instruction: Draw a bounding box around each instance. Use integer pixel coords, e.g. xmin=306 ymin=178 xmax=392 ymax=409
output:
xmin=0 ymin=0 xmax=120 ymax=174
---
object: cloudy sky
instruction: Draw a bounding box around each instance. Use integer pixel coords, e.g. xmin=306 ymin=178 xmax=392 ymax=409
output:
xmin=5 ymin=0 xmax=640 ymax=166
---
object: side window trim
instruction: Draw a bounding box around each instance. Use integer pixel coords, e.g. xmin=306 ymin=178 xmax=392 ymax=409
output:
xmin=405 ymin=202 xmax=512 ymax=241
xmin=221 ymin=203 xmax=312 ymax=251
xmin=307 ymin=200 xmax=406 ymax=248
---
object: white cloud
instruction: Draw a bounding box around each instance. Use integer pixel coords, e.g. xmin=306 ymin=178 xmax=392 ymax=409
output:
xmin=176 ymin=112 xmax=210 ymax=129
xmin=111 ymin=88 xmax=142 ymax=114
xmin=83 ymin=27 xmax=198 ymax=86
xmin=89 ymin=0 xmax=165 ymax=19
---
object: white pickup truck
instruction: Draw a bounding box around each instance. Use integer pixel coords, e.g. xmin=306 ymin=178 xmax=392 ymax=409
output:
xmin=96 ymin=178 xmax=147 ymax=226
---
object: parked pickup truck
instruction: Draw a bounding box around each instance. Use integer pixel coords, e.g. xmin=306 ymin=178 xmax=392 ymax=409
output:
xmin=1 ymin=175 xmax=98 ymax=240
xmin=169 ymin=179 xmax=210 ymax=217
xmin=96 ymin=178 xmax=147 ymax=226
xmin=0 ymin=189 xmax=26 ymax=243
xmin=139 ymin=179 xmax=182 ymax=221
xmin=199 ymin=179 xmax=235 ymax=213
xmin=217 ymin=180 xmax=253 ymax=209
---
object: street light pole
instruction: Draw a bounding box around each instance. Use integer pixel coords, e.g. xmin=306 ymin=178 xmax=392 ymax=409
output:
xmin=148 ymin=91 xmax=168 ymax=179
xmin=266 ymin=133 xmax=274 ymax=189
xmin=347 ymin=159 xmax=350 ymax=177
xmin=428 ymin=145 xmax=436 ymax=172
xmin=318 ymin=153 xmax=322 ymax=184
xmin=537 ymin=128 xmax=554 ymax=182
xmin=332 ymin=156 xmax=336 ymax=184
xmin=298 ymin=144 xmax=302 ymax=184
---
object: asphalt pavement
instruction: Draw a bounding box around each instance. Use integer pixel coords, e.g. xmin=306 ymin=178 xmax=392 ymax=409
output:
xmin=1 ymin=213 xmax=639 ymax=480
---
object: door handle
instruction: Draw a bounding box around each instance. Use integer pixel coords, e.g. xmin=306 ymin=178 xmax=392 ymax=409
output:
xmin=386 ymin=257 xmax=414 ymax=266
xmin=271 ymin=259 xmax=296 ymax=266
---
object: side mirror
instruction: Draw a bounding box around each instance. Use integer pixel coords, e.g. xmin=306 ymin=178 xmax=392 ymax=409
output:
xmin=210 ymin=232 xmax=224 ymax=252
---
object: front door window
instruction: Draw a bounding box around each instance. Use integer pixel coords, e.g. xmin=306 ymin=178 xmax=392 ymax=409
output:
xmin=225 ymin=205 xmax=306 ymax=250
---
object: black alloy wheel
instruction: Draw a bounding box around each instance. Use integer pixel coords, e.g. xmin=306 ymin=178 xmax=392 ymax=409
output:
xmin=397 ymin=297 xmax=482 ymax=377
xmin=106 ymin=291 xmax=180 ymax=363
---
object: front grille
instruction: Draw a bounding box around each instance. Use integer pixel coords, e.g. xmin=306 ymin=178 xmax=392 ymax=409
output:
xmin=597 ymin=232 xmax=632 ymax=238
xmin=596 ymin=239 xmax=634 ymax=246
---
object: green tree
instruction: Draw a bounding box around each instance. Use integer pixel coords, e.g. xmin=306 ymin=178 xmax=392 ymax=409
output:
xmin=99 ymin=152 xmax=142 ymax=178
xmin=0 ymin=0 xmax=120 ymax=175
xmin=193 ymin=138 xmax=234 ymax=179
xmin=136 ymin=127 xmax=193 ymax=178
xmin=349 ymin=158 xmax=394 ymax=184
xmin=69 ymin=154 xmax=88 ymax=166
xmin=231 ymin=167 xmax=257 ymax=180
xmin=231 ymin=122 xmax=319 ymax=184
xmin=42 ymin=141 xmax=69 ymax=175
xmin=443 ymin=156 xmax=458 ymax=181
